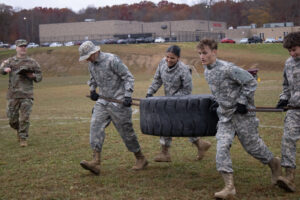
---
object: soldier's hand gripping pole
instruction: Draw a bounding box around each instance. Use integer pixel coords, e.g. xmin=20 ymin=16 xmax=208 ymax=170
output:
xmin=249 ymin=106 xmax=300 ymax=112
xmin=86 ymin=94 xmax=140 ymax=106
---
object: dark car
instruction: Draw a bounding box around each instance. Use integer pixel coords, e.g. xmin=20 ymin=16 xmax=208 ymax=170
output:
xmin=221 ymin=38 xmax=236 ymax=43
xmin=248 ymin=36 xmax=263 ymax=44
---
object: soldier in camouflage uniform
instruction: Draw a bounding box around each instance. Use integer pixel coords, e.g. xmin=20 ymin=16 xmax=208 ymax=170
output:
xmin=197 ymin=39 xmax=281 ymax=199
xmin=146 ymin=45 xmax=211 ymax=162
xmin=0 ymin=39 xmax=42 ymax=147
xmin=78 ymin=41 xmax=148 ymax=175
xmin=276 ymin=32 xmax=300 ymax=192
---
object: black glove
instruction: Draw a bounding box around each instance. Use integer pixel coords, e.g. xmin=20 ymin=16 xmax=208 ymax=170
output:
xmin=276 ymin=99 xmax=288 ymax=109
xmin=236 ymin=103 xmax=248 ymax=114
xmin=146 ymin=93 xmax=153 ymax=98
xmin=123 ymin=97 xmax=132 ymax=107
xmin=90 ymin=91 xmax=99 ymax=101
xmin=209 ymin=101 xmax=219 ymax=112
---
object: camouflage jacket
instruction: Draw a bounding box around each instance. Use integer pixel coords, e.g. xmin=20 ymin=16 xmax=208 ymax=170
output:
xmin=0 ymin=56 xmax=42 ymax=99
xmin=147 ymin=59 xmax=192 ymax=96
xmin=279 ymin=57 xmax=300 ymax=107
xmin=88 ymin=52 xmax=134 ymax=104
xmin=204 ymin=59 xmax=256 ymax=122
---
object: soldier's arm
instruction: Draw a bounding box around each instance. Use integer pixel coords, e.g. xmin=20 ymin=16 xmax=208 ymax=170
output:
xmin=88 ymin=66 xmax=97 ymax=92
xmin=279 ymin=67 xmax=290 ymax=101
xmin=32 ymin=61 xmax=42 ymax=82
xmin=147 ymin=62 xmax=163 ymax=95
xmin=112 ymin=56 xmax=134 ymax=97
xmin=175 ymin=67 xmax=192 ymax=96
xmin=0 ymin=59 xmax=10 ymax=75
xmin=229 ymin=65 xmax=257 ymax=105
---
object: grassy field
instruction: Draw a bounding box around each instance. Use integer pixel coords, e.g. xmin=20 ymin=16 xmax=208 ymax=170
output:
xmin=0 ymin=43 xmax=299 ymax=200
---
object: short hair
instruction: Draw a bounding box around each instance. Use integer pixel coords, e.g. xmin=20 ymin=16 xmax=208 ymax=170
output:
xmin=166 ymin=45 xmax=181 ymax=57
xmin=197 ymin=39 xmax=218 ymax=50
xmin=283 ymin=32 xmax=300 ymax=49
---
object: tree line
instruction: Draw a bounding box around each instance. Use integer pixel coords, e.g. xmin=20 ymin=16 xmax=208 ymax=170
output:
xmin=0 ymin=0 xmax=299 ymax=43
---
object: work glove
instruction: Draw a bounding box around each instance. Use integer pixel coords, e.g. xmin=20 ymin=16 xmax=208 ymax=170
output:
xmin=123 ymin=97 xmax=132 ymax=107
xmin=236 ymin=103 xmax=248 ymax=114
xmin=90 ymin=90 xmax=99 ymax=101
xmin=276 ymin=99 xmax=288 ymax=109
xmin=209 ymin=101 xmax=219 ymax=112
xmin=146 ymin=93 xmax=153 ymax=98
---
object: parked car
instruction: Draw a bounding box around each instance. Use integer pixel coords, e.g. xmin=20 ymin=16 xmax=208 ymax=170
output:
xmin=117 ymin=39 xmax=127 ymax=44
xmin=275 ymin=37 xmax=284 ymax=43
xmin=64 ymin=41 xmax=74 ymax=46
xmin=126 ymin=38 xmax=136 ymax=44
xmin=239 ymin=38 xmax=249 ymax=44
xmin=41 ymin=42 xmax=50 ymax=47
xmin=136 ymin=37 xmax=145 ymax=43
xmin=221 ymin=38 xmax=236 ymax=43
xmin=248 ymin=36 xmax=263 ymax=44
xmin=264 ymin=38 xmax=276 ymax=43
xmin=154 ymin=37 xmax=165 ymax=43
xmin=0 ymin=42 xmax=10 ymax=48
xmin=144 ymin=37 xmax=155 ymax=43
xmin=27 ymin=42 xmax=39 ymax=48
xmin=9 ymin=44 xmax=16 ymax=49
xmin=49 ymin=42 xmax=63 ymax=47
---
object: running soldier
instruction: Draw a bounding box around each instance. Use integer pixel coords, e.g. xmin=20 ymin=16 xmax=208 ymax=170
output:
xmin=78 ymin=41 xmax=148 ymax=175
xmin=146 ymin=45 xmax=211 ymax=162
xmin=197 ymin=39 xmax=281 ymax=199
xmin=0 ymin=39 xmax=42 ymax=147
xmin=276 ymin=31 xmax=300 ymax=192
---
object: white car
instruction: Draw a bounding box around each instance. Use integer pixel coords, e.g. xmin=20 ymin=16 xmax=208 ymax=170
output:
xmin=27 ymin=42 xmax=39 ymax=48
xmin=64 ymin=41 xmax=74 ymax=46
xmin=264 ymin=38 xmax=276 ymax=43
xmin=239 ymin=38 xmax=249 ymax=44
xmin=155 ymin=37 xmax=165 ymax=43
xmin=49 ymin=42 xmax=63 ymax=47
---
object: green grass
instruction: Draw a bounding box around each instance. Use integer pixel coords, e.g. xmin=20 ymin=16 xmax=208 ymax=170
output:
xmin=0 ymin=44 xmax=299 ymax=199
xmin=0 ymin=70 xmax=300 ymax=200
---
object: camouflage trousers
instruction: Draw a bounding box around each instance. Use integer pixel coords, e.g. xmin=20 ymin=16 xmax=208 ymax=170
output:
xmin=281 ymin=110 xmax=300 ymax=169
xmin=159 ymin=136 xmax=199 ymax=147
xmin=6 ymin=98 xmax=33 ymax=139
xmin=216 ymin=114 xmax=273 ymax=173
xmin=90 ymin=102 xmax=141 ymax=153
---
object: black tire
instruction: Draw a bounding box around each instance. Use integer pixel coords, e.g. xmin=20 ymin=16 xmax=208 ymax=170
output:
xmin=140 ymin=95 xmax=218 ymax=137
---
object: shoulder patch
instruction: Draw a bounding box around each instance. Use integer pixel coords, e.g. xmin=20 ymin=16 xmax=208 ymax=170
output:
xmin=231 ymin=67 xmax=253 ymax=83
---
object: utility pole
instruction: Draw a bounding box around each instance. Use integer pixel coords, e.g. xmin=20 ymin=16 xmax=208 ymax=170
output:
xmin=206 ymin=0 xmax=212 ymax=32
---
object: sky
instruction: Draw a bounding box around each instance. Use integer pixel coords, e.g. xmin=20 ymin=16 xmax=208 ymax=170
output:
xmin=1 ymin=0 xmax=204 ymax=12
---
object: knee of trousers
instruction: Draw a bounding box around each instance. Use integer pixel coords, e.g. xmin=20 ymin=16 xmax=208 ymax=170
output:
xmin=9 ymin=120 xmax=19 ymax=130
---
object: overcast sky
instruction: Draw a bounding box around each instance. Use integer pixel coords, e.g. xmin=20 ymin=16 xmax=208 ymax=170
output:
xmin=2 ymin=0 xmax=204 ymax=12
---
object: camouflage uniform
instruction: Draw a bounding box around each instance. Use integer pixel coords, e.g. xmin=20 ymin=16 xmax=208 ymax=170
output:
xmin=279 ymin=57 xmax=300 ymax=169
xmin=147 ymin=58 xmax=198 ymax=146
xmin=204 ymin=59 xmax=273 ymax=173
xmin=0 ymin=56 xmax=42 ymax=139
xmin=88 ymin=52 xmax=141 ymax=153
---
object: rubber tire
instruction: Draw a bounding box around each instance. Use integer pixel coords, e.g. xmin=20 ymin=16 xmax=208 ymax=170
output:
xmin=140 ymin=94 xmax=218 ymax=137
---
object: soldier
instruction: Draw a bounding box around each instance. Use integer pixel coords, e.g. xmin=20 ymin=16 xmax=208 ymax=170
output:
xmin=78 ymin=41 xmax=148 ymax=175
xmin=146 ymin=45 xmax=211 ymax=162
xmin=197 ymin=39 xmax=281 ymax=199
xmin=0 ymin=39 xmax=42 ymax=147
xmin=276 ymin=31 xmax=300 ymax=192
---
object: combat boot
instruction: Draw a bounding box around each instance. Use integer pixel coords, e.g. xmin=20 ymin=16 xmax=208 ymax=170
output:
xmin=214 ymin=172 xmax=236 ymax=199
xmin=154 ymin=145 xmax=171 ymax=162
xmin=277 ymin=168 xmax=296 ymax=192
xmin=80 ymin=150 xmax=101 ymax=175
xmin=193 ymin=139 xmax=211 ymax=160
xmin=132 ymin=150 xmax=148 ymax=170
xmin=268 ymin=157 xmax=281 ymax=185
xmin=20 ymin=138 xmax=27 ymax=147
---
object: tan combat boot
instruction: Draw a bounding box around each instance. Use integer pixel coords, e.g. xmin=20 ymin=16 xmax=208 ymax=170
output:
xmin=132 ymin=150 xmax=148 ymax=170
xmin=214 ymin=172 xmax=236 ymax=200
xmin=277 ymin=168 xmax=296 ymax=192
xmin=80 ymin=150 xmax=101 ymax=175
xmin=268 ymin=157 xmax=282 ymax=185
xmin=154 ymin=145 xmax=171 ymax=162
xmin=193 ymin=139 xmax=211 ymax=160
xmin=20 ymin=138 xmax=27 ymax=147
